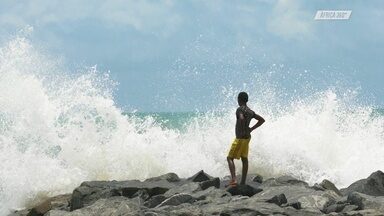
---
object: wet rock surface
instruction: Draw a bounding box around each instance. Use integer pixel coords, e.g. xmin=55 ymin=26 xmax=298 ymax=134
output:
xmin=10 ymin=170 xmax=384 ymax=216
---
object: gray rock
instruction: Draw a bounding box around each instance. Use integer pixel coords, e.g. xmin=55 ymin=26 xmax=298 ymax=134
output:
xmin=285 ymin=201 xmax=301 ymax=210
xmin=266 ymin=193 xmax=287 ymax=206
xmin=199 ymin=177 xmax=220 ymax=190
xmin=187 ymin=170 xmax=213 ymax=182
xmin=200 ymin=197 xmax=321 ymax=216
xmin=342 ymin=209 xmax=384 ymax=216
xmin=324 ymin=203 xmax=348 ymax=214
xmin=319 ymin=179 xmax=342 ymax=196
xmin=149 ymin=203 xmax=203 ymax=216
xmin=336 ymin=195 xmax=349 ymax=204
xmin=191 ymin=186 xmax=231 ymax=201
xmin=341 ymin=204 xmax=359 ymax=213
xmin=298 ymin=191 xmax=339 ymax=212
xmin=164 ymin=182 xmax=201 ymax=197
xmin=144 ymin=195 xmax=167 ymax=208
xmin=156 ymin=193 xmax=195 ymax=208
xmin=226 ymin=184 xmax=262 ymax=197
xmin=251 ymin=185 xmax=339 ymax=212
xmin=144 ymin=173 xmax=180 ymax=183
xmin=48 ymin=196 xmax=142 ymax=216
xmin=341 ymin=170 xmax=384 ymax=196
xmin=262 ymin=175 xmax=309 ymax=187
xmin=311 ymin=183 xmax=325 ymax=191
xmin=69 ymin=179 xmax=175 ymax=210
xmin=347 ymin=192 xmax=384 ymax=211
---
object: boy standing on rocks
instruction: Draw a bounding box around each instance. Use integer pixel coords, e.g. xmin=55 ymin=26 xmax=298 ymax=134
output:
xmin=227 ymin=92 xmax=265 ymax=186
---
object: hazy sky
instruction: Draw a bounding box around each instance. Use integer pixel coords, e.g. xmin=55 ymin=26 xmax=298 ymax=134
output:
xmin=1 ymin=0 xmax=383 ymax=111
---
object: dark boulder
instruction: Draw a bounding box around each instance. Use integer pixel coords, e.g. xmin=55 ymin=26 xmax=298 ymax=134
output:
xmin=252 ymin=174 xmax=263 ymax=183
xmin=69 ymin=179 xmax=175 ymax=211
xmin=347 ymin=192 xmax=384 ymax=211
xmin=144 ymin=173 xmax=180 ymax=183
xmin=323 ymin=203 xmax=348 ymax=214
xmin=187 ymin=170 xmax=213 ymax=182
xmin=199 ymin=177 xmax=220 ymax=190
xmin=266 ymin=193 xmax=287 ymax=206
xmin=144 ymin=195 xmax=167 ymax=208
xmin=226 ymin=184 xmax=262 ymax=197
xmin=341 ymin=170 xmax=384 ymax=196
xmin=286 ymin=201 xmax=301 ymax=210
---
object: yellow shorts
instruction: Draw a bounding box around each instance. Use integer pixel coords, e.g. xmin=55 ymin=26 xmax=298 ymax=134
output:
xmin=227 ymin=138 xmax=250 ymax=159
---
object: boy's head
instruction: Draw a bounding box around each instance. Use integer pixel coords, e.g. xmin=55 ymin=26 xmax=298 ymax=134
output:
xmin=237 ymin=92 xmax=248 ymax=105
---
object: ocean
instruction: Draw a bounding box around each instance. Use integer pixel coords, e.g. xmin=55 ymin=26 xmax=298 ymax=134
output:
xmin=1 ymin=37 xmax=383 ymax=214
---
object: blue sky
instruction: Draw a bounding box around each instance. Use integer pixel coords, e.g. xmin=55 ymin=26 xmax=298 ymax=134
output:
xmin=1 ymin=0 xmax=383 ymax=111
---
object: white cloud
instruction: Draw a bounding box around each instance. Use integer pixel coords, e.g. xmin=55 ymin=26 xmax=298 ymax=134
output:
xmin=267 ymin=0 xmax=314 ymax=40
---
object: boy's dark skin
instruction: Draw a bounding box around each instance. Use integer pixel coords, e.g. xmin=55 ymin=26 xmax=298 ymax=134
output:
xmin=227 ymin=96 xmax=265 ymax=185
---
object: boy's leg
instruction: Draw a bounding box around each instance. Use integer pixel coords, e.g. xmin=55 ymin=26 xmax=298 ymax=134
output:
xmin=240 ymin=157 xmax=248 ymax=185
xmin=227 ymin=157 xmax=236 ymax=181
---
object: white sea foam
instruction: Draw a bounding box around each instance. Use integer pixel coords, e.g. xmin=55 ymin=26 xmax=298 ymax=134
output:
xmin=0 ymin=36 xmax=383 ymax=214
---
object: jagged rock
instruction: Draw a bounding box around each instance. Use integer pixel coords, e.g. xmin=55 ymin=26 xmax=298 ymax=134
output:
xmin=156 ymin=193 xmax=195 ymax=208
xmin=149 ymin=203 xmax=203 ymax=215
xmin=342 ymin=209 xmax=384 ymax=215
xmin=14 ymin=171 xmax=384 ymax=216
xmin=324 ymin=203 xmax=348 ymax=214
xmin=347 ymin=192 xmax=384 ymax=211
xmin=251 ymin=185 xmax=339 ymax=212
xmin=200 ymin=198 xmax=321 ymax=216
xmin=286 ymin=201 xmax=301 ymax=209
xmin=311 ymin=183 xmax=325 ymax=191
xmin=144 ymin=173 xmax=180 ymax=183
xmin=164 ymin=182 xmax=201 ymax=197
xmin=192 ymin=186 xmax=230 ymax=200
xmin=143 ymin=195 xmax=167 ymax=208
xmin=298 ymin=191 xmax=339 ymax=212
xmin=341 ymin=170 xmax=384 ymax=196
xmin=226 ymin=184 xmax=262 ymax=197
xmin=70 ymin=179 xmax=175 ymax=211
xmin=319 ymin=179 xmax=342 ymax=196
xmin=266 ymin=193 xmax=287 ymax=206
xmin=199 ymin=177 xmax=220 ymax=190
xmin=341 ymin=204 xmax=359 ymax=213
xmin=187 ymin=170 xmax=213 ymax=182
xmin=336 ymin=195 xmax=349 ymax=204
xmin=47 ymin=196 xmax=141 ymax=216
xmin=262 ymin=175 xmax=309 ymax=187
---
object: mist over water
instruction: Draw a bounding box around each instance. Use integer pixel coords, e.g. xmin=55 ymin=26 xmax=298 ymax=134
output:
xmin=0 ymin=36 xmax=383 ymax=214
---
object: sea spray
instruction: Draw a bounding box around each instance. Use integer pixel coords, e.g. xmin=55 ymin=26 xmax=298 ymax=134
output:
xmin=0 ymin=36 xmax=383 ymax=214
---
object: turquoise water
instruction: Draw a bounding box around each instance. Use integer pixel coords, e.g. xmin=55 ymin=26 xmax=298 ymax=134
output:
xmin=123 ymin=112 xmax=210 ymax=131
xmin=125 ymin=108 xmax=384 ymax=130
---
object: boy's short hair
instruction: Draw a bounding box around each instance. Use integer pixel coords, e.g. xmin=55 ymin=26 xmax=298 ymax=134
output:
xmin=238 ymin=92 xmax=248 ymax=103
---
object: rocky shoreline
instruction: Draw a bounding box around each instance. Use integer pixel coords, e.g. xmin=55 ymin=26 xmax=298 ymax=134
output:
xmin=10 ymin=170 xmax=384 ymax=216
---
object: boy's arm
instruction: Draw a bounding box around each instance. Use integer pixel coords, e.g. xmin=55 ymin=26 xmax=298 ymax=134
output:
xmin=250 ymin=113 xmax=265 ymax=132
